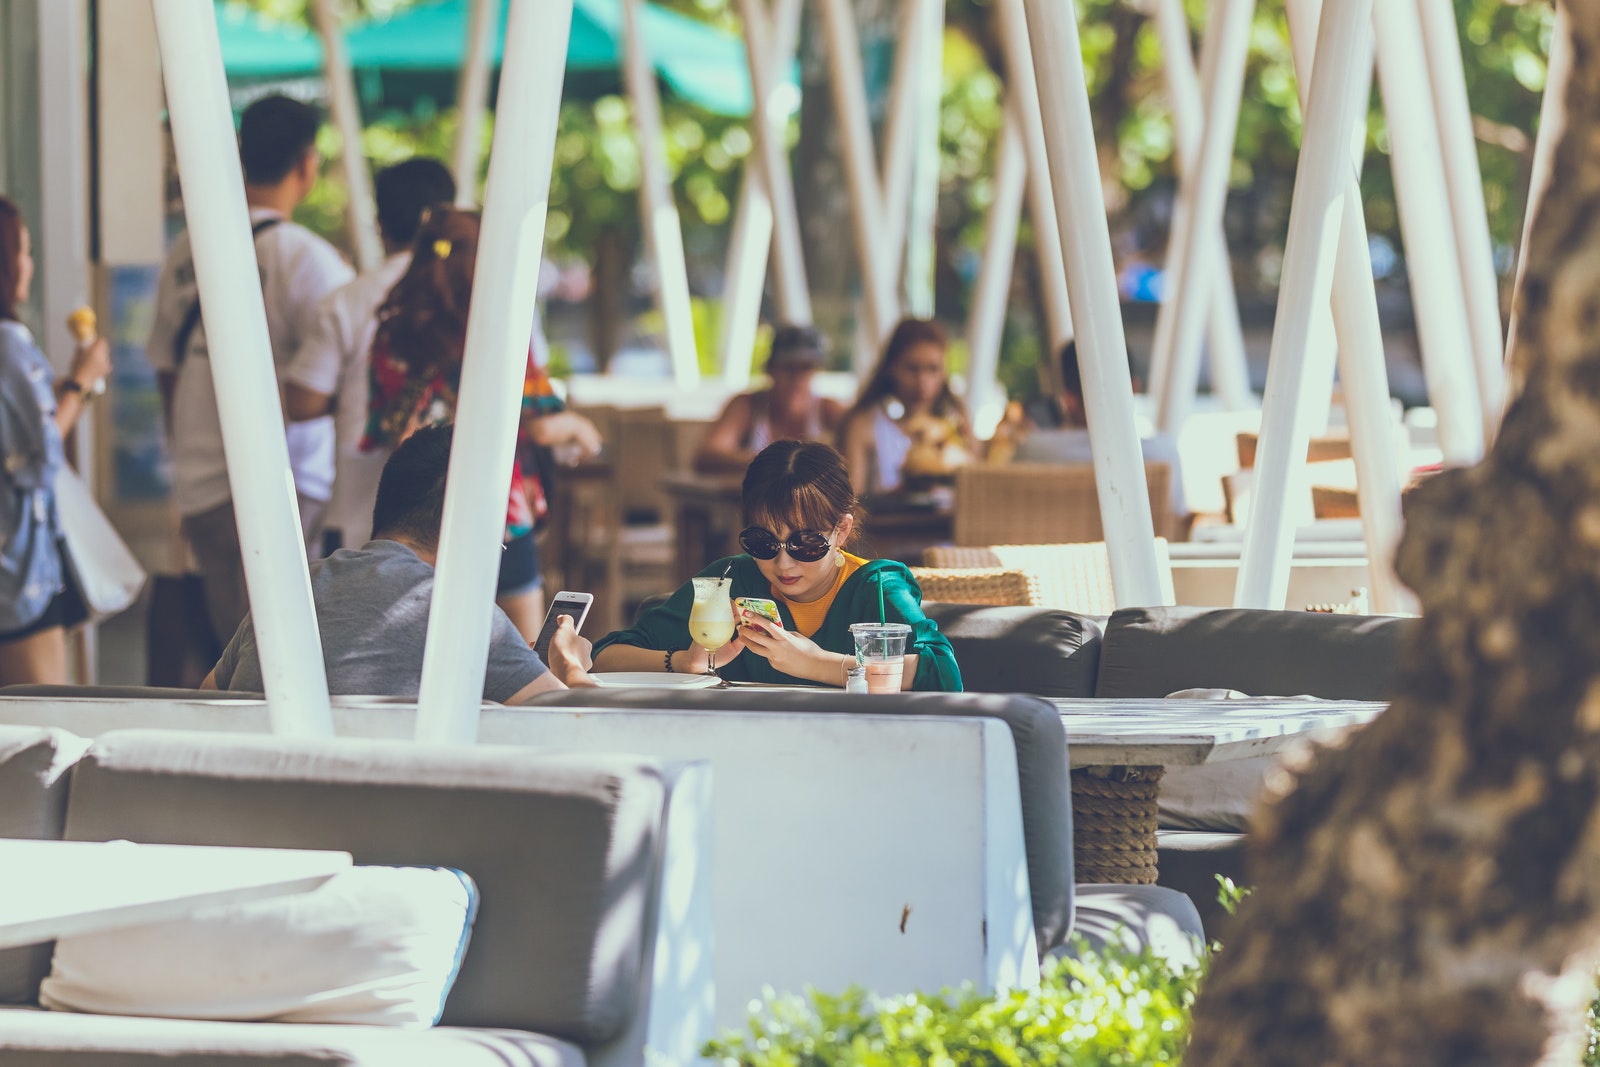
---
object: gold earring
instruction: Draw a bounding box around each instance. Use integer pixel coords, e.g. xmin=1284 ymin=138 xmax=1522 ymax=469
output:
xmin=835 ymin=550 xmax=845 ymax=569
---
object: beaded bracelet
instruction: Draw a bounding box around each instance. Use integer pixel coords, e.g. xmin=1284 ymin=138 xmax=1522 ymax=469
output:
xmin=664 ymin=648 xmax=676 ymax=673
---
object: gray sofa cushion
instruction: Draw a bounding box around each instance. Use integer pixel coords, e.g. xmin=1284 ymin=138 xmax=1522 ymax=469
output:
xmin=0 ymin=1009 xmax=584 ymax=1066
xmin=0 ymin=726 xmax=90 ymax=1005
xmin=533 ymin=688 xmax=1078 ymax=954
xmin=0 ymin=686 xmax=262 ymax=701
xmin=922 ymin=604 xmax=1102 ymax=698
xmin=1156 ymin=830 xmax=1247 ymax=935
xmin=61 ymin=730 xmax=665 ymax=1046
xmin=1058 ymin=884 xmax=1205 ymax=970
xmin=1093 ymin=606 xmax=1416 ymax=700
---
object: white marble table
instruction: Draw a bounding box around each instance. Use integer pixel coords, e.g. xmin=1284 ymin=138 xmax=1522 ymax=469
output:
xmin=1053 ymin=697 xmax=1387 ymax=769
xmin=0 ymin=839 xmax=352 ymax=949
xmin=1051 ymin=697 xmax=1387 ymax=883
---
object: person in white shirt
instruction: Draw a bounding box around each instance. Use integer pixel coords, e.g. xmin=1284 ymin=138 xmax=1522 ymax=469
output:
xmin=284 ymin=157 xmax=456 ymax=553
xmin=1013 ymin=340 xmax=1189 ymax=520
xmin=145 ymin=95 xmax=355 ymax=644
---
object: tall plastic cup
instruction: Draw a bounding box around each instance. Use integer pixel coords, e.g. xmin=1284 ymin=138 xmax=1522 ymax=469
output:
xmin=849 ymin=622 xmax=912 ymax=693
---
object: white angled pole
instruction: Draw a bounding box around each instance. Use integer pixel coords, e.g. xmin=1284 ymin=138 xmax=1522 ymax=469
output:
xmin=1148 ymin=0 xmax=1253 ymax=420
xmin=879 ymin=0 xmax=925 ymax=280
xmin=151 ymin=0 xmax=333 ymax=736
xmin=1372 ymin=0 xmax=1483 ymax=465
xmin=718 ymin=0 xmax=805 ymax=387
xmin=965 ymin=111 xmax=1026 ymax=438
xmin=737 ymin=0 xmax=810 ymax=326
xmin=1151 ymin=0 xmax=1256 ymax=435
xmin=622 ymin=0 xmax=700 ymax=390
xmin=416 ymin=0 xmax=573 ymax=744
xmin=452 ymin=0 xmax=496 ymax=206
xmin=819 ymin=0 xmax=898 ymax=367
xmin=1415 ymin=0 xmax=1505 ymax=440
xmin=1022 ymin=0 xmax=1164 ymax=607
xmin=1235 ymin=0 xmax=1377 ymax=610
xmin=903 ymin=0 xmax=945 ymax=316
xmin=994 ymin=0 xmax=1072 ymax=365
xmin=1280 ymin=0 xmax=1411 ymax=614
xmin=310 ymin=0 xmax=383 ymax=272
xmin=1505 ymin=4 xmax=1568 ymax=379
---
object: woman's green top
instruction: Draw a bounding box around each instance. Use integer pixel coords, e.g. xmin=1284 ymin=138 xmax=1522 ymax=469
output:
xmin=593 ymin=555 xmax=963 ymax=692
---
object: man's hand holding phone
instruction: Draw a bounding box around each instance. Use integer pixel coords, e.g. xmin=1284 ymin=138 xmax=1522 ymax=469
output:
xmin=545 ymin=615 xmax=595 ymax=687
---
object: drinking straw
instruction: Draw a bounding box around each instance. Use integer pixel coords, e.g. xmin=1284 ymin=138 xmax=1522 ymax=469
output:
xmin=877 ymin=574 xmax=886 ymax=623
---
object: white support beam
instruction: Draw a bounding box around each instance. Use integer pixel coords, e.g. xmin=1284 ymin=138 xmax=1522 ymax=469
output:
xmin=1373 ymin=0 xmax=1483 ymax=466
xmin=150 ymin=0 xmax=333 ymax=736
xmin=451 ymin=0 xmax=496 ymax=207
xmin=1147 ymin=0 xmax=1253 ymax=421
xmin=1415 ymin=0 xmax=1505 ymax=441
xmin=718 ymin=0 xmax=804 ymax=388
xmin=415 ymin=0 xmax=574 ymax=744
xmin=310 ymin=0 xmax=383 ymax=272
xmin=1280 ymin=0 xmax=1411 ymax=615
xmin=993 ymin=0 xmax=1072 ymax=370
xmin=736 ymin=0 xmax=810 ymax=326
xmin=621 ymin=0 xmax=701 ymax=390
xmin=1020 ymin=0 xmax=1164 ymax=608
xmin=818 ymin=0 xmax=899 ymax=367
xmin=879 ymin=0 xmax=925 ymax=280
xmin=1236 ymin=0 xmax=1378 ymax=610
xmin=1151 ymin=0 xmax=1256 ymax=435
xmin=1504 ymin=3 xmax=1568 ymax=380
xmin=964 ymin=110 xmax=1026 ymax=439
xmin=95 ymin=1 xmax=165 ymax=266
xmin=903 ymin=0 xmax=945 ymax=317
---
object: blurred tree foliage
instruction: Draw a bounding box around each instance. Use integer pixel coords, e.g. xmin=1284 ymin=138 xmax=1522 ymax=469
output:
xmin=245 ymin=0 xmax=1553 ymax=388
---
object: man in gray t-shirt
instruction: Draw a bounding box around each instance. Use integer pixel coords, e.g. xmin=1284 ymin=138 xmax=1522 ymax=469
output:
xmin=204 ymin=426 xmax=592 ymax=702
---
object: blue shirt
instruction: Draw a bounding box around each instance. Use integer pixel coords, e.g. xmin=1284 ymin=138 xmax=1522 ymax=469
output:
xmin=0 ymin=321 xmax=66 ymax=631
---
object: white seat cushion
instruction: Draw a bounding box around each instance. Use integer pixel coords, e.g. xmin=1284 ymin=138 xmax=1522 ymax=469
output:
xmin=1059 ymin=884 xmax=1206 ymax=971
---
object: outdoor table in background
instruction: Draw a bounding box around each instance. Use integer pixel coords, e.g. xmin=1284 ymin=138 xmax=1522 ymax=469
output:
xmin=0 ymin=839 xmax=352 ymax=949
xmin=1052 ymin=697 xmax=1387 ymax=883
xmin=662 ymin=470 xmax=954 ymax=581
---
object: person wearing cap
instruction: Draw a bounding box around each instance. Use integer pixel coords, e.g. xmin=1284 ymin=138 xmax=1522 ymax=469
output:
xmin=694 ymin=324 xmax=846 ymax=474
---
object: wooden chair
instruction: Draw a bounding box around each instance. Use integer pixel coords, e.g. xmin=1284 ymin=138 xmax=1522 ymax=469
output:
xmin=923 ymin=540 xmax=1175 ymax=615
xmin=952 ymin=462 xmax=1173 ymax=546
xmin=908 ymin=567 xmax=1035 ymax=607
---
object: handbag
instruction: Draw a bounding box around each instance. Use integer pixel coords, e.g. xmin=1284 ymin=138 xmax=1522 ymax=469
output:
xmin=53 ymin=467 xmax=146 ymax=623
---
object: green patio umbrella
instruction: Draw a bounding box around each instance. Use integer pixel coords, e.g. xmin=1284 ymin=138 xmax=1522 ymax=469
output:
xmin=214 ymin=0 xmax=772 ymax=117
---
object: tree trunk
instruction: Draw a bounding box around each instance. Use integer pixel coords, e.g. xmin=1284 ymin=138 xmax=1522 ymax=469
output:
xmin=1187 ymin=4 xmax=1600 ymax=1063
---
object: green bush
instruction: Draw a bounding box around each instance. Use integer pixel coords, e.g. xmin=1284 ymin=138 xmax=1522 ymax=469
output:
xmin=703 ymin=940 xmax=1203 ymax=1067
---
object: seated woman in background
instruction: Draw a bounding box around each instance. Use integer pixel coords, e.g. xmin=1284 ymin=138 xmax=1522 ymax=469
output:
xmin=694 ymin=324 xmax=845 ymax=474
xmin=837 ymin=318 xmax=973 ymax=496
xmin=593 ymin=440 xmax=961 ymax=691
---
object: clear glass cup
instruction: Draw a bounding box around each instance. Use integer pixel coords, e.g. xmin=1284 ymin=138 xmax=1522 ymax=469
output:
xmin=849 ymin=622 xmax=912 ymax=693
xmin=689 ymin=577 xmax=736 ymax=686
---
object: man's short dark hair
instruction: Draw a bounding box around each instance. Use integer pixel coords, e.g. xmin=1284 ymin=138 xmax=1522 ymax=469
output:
xmin=374 ymin=159 xmax=457 ymax=248
xmin=238 ymin=95 xmax=321 ymax=186
xmin=372 ymin=425 xmax=452 ymax=548
xmin=1058 ymin=340 xmax=1082 ymax=401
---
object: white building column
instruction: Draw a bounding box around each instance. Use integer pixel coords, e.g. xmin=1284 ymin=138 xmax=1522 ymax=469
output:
xmin=1372 ymin=0 xmax=1483 ymax=465
xmin=415 ymin=0 xmax=574 ymax=744
xmin=1235 ymin=0 xmax=1378 ymax=610
xmin=451 ymin=0 xmax=496 ymax=206
xmin=1020 ymin=0 xmax=1164 ymax=607
xmin=1415 ymin=0 xmax=1505 ymax=440
xmin=964 ymin=111 xmax=1026 ymax=439
xmin=718 ymin=0 xmax=805 ymax=388
xmin=1505 ymin=4 xmax=1569 ymax=379
xmin=1151 ymin=0 xmax=1256 ymax=435
xmin=151 ymin=0 xmax=333 ymax=736
xmin=622 ymin=0 xmax=700 ymax=390
xmin=1147 ymin=0 xmax=1253 ymax=421
xmin=818 ymin=0 xmax=899 ymax=367
xmin=310 ymin=0 xmax=383 ymax=272
xmin=993 ymin=0 xmax=1072 ymax=395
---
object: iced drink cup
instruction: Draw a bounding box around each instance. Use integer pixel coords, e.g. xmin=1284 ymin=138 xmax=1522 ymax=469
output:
xmin=849 ymin=622 xmax=912 ymax=693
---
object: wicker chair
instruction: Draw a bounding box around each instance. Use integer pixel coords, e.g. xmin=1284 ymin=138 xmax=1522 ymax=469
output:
xmin=908 ymin=567 xmax=1035 ymax=607
xmin=923 ymin=540 xmax=1174 ymax=615
xmin=952 ymin=462 xmax=1173 ymax=546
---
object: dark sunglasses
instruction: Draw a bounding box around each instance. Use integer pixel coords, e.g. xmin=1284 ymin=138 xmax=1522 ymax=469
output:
xmin=738 ymin=526 xmax=834 ymax=563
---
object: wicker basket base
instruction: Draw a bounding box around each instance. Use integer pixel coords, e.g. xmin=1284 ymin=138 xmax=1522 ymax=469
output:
xmin=1071 ymin=766 xmax=1164 ymax=884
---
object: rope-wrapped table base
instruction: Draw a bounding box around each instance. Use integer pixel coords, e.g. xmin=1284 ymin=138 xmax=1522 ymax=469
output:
xmin=1071 ymin=766 xmax=1164 ymax=884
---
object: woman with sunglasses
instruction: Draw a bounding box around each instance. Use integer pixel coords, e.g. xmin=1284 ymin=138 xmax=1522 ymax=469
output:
xmin=592 ymin=440 xmax=961 ymax=691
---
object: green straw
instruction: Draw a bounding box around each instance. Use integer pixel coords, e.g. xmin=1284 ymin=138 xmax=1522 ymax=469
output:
xmin=877 ymin=574 xmax=886 ymax=623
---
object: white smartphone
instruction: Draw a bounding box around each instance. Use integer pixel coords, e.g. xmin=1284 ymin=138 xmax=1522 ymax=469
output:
xmin=533 ymin=591 xmax=595 ymax=659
